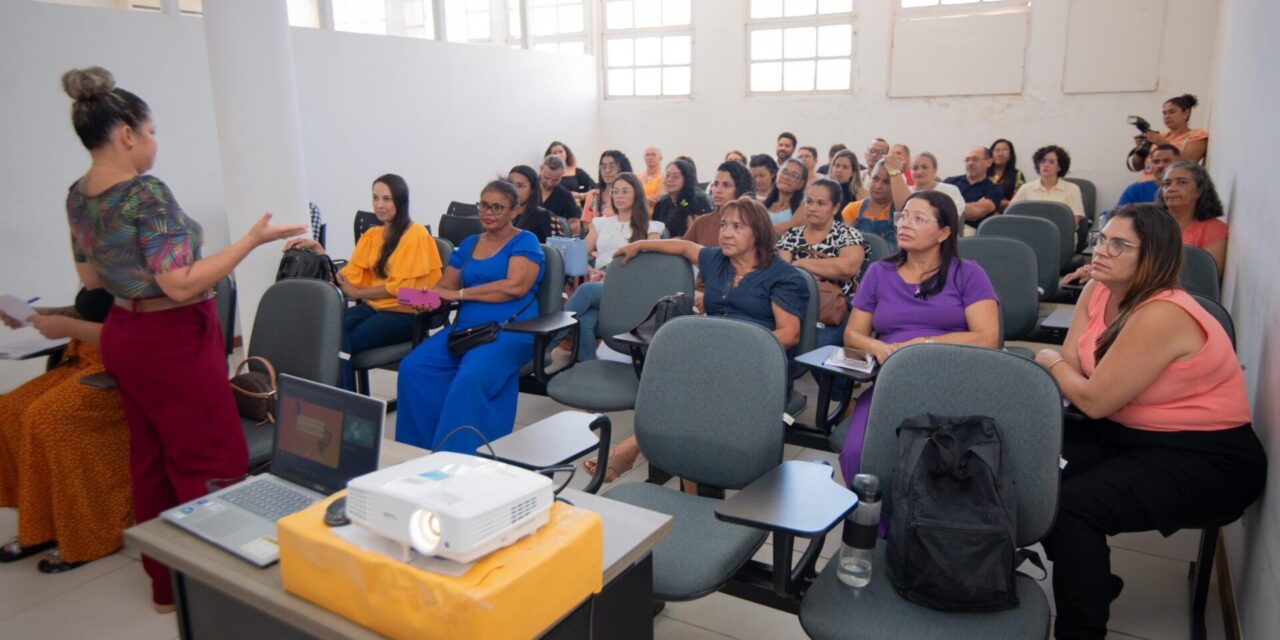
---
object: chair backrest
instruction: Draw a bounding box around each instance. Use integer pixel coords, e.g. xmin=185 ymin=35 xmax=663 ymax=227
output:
xmin=794 ymin=267 xmax=819 ymax=359
xmin=438 ymin=215 xmax=485 ymax=248
xmin=859 ymin=232 xmax=892 ymax=283
xmin=213 ymin=275 xmax=236 ymax=356
xmin=248 ymin=279 xmax=345 ymax=387
xmin=958 ymin=237 xmax=1039 ymax=340
xmin=1180 ymin=245 xmax=1221 ymax=301
xmin=861 ymin=344 xmax=1062 ymax=546
xmin=635 ymin=317 xmax=787 ymax=489
xmin=1006 ymin=200 xmax=1075 ymax=273
xmin=1191 ymin=293 xmax=1235 ymax=349
xmin=597 ymin=253 xmax=696 ymax=353
xmin=354 ymin=211 xmax=382 ymax=243
xmin=1066 ymin=177 xmax=1098 ymax=224
xmin=433 ymin=236 xmax=454 ymax=267
xmin=977 ymin=215 xmax=1060 ymax=300
xmin=447 ymin=201 xmax=479 ymax=218
xmin=537 ymin=244 xmax=565 ymax=314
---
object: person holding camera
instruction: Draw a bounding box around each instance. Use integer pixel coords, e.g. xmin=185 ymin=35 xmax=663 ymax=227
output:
xmin=1126 ymin=94 xmax=1208 ymax=179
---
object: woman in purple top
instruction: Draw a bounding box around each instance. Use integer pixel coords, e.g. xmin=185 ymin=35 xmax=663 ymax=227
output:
xmin=838 ymin=190 xmax=1000 ymax=485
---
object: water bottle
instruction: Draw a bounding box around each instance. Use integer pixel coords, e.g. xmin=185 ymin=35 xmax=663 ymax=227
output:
xmin=837 ymin=473 xmax=882 ymax=588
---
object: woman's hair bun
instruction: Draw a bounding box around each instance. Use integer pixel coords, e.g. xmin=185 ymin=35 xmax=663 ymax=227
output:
xmin=61 ymin=66 xmax=116 ymax=101
xmin=1179 ymin=94 xmax=1199 ymax=108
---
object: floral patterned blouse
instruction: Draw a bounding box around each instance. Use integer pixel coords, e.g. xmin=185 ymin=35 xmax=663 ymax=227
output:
xmin=776 ymin=219 xmax=868 ymax=298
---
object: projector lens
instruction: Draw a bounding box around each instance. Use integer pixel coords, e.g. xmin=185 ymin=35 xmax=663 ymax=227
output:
xmin=410 ymin=509 xmax=441 ymax=555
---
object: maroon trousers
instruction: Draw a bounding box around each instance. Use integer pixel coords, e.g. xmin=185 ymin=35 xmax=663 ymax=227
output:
xmin=100 ymin=299 xmax=247 ymax=605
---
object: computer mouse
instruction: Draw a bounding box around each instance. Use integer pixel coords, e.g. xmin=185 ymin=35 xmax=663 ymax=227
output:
xmin=324 ymin=496 xmax=350 ymax=527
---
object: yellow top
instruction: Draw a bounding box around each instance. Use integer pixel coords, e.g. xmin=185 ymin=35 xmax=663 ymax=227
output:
xmin=339 ymin=223 xmax=442 ymax=312
xmin=642 ymin=171 xmax=663 ymax=200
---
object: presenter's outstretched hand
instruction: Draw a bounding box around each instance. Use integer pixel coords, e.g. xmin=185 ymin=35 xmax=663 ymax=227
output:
xmin=247 ymin=213 xmax=308 ymax=247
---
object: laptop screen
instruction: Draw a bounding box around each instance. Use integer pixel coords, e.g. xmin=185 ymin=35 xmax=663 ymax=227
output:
xmin=270 ymin=374 xmax=384 ymax=495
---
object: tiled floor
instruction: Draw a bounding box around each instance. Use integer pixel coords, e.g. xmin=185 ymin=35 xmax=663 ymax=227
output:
xmin=0 ymin=347 xmax=1230 ymax=639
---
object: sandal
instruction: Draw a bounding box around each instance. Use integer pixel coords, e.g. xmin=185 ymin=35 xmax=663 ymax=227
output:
xmin=37 ymin=549 xmax=89 ymax=574
xmin=0 ymin=537 xmax=56 ymax=563
xmin=582 ymin=448 xmax=637 ymax=483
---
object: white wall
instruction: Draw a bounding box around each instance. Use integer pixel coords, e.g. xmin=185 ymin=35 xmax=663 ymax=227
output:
xmin=1209 ymin=0 xmax=1280 ymax=636
xmin=598 ymin=0 xmax=1218 ymax=209
xmin=0 ymin=0 xmax=598 ymax=391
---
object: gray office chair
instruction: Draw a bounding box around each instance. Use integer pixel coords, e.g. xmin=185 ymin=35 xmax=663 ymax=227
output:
xmin=545 ymin=253 xmax=695 ymax=412
xmin=1191 ymin=293 xmax=1234 ymax=347
xmin=978 ymin=215 xmax=1060 ymax=301
xmin=858 ymin=232 xmax=892 ymax=283
xmin=1180 ymin=245 xmax=1221 ymax=301
xmin=1006 ymin=200 xmax=1079 ymax=274
xmin=350 ymin=238 xmax=454 ymax=408
xmin=509 ymin=244 xmax=579 ymax=395
xmin=1065 ymin=177 xmax=1098 ymax=253
xmin=439 ymin=215 xmax=484 ymax=248
xmin=958 ymin=237 xmax=1039 ymax=357
xmin=787 ymin=268 xmax=820 ymax=417
xmin=446 ymin=201 xmax=479 ymax=217
xmin=243 ymin=279 xmax=345 ymax=470
xmin=800 ymin=344 xmax=1062 ymax=640
xmin=353 ymin=211 xmax=382 ymax=243
xmin=603 ymin=317 xmax=786 ymax=601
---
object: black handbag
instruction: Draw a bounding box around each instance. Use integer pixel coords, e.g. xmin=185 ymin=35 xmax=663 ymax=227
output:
xmin=276 ymin=248 xmax=338 ymax=284
xmin=446 ymin=296 xmax=537 ymax=357
xmin=628 ymin=292 xmax=693 ymax=342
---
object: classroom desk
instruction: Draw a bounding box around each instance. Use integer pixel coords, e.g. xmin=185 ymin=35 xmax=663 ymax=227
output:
xmin=124 ymin=440 xmax=673 ymax=640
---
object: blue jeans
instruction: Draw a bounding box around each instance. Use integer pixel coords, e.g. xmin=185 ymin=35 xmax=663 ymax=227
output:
xmin=564 ymin=281 xmax=604 ymax=361
xmin=342 ymin=304 xmax=415 ymax=391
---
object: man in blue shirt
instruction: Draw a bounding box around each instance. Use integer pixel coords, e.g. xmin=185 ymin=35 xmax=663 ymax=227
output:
xmin=944 ymin=147 xmax=1004 ymax=229
xmin=1116 ymin=144 xmax=1179 ymax=206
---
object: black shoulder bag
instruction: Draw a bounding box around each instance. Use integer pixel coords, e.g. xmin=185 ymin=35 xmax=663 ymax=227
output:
xmin=447 ymin=296 xmax=538 ymax=356
xmin=627 ymin=292 xmax=693 ymax=342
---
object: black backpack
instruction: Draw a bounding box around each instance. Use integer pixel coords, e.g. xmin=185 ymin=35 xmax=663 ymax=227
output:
xmin=885 ymin=414 xmax=1025 ymax=612
xmin=276 ymin=248 xmax=338 ymax=284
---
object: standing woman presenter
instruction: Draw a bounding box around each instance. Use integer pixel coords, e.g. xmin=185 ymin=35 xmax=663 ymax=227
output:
xmin=60 ymin=67 xmax=305 ymax=612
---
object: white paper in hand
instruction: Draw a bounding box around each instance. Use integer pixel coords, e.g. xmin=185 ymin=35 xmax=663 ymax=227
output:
xmin=0 ymin=295 xmax=37 ymax=327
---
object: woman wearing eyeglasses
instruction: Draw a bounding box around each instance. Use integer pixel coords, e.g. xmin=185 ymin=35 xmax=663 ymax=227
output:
xmin=395 ymin=180 xmax=545 ymax=453
xmin=582 ymin=150 xmax=632 ymax=225
xmin=1034 ymin=204 xmax=1264 ymax=640
xmin=1009 ymin=144 xmax=1085 ymax=228
xmin=837 ymin=191 xmax=1000 ymax=484
xmin=765 ymin=158 xmax=809 ymax=233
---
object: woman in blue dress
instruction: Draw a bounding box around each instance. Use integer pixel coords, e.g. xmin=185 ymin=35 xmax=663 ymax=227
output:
xmin=396 ymin=180 xmax=545 ymax=453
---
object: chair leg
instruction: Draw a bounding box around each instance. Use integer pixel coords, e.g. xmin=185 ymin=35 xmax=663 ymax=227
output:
xmin=1188 ymin=526 xmax=1218 ymax=640
xmin=355 ymin=368 xmax=371 ymax=396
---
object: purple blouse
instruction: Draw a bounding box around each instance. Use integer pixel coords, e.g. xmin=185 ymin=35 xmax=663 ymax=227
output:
xmin=852 ymin=259 xmax=997 ymax=344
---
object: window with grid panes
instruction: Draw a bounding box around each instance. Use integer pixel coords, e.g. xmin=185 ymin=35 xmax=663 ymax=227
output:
xmin=900 ymin=0 xmax=1025 ymax=8
xmin=444 ymin=0 xmax=492 ymax=42
xmin=507 ymin=0 xmax=588 ymax=54
xmin=748 ymin=0 xmax=855 ymax=94
xmin=602 ymin=0 xmax=693 ymax=98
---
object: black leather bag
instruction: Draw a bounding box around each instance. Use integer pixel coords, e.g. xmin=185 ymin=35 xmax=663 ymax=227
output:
xmin=446 ymin=296 xmax=537 ymax=357
xmin=628 ymin=292 xmax=693 ymax=342
xmin=276 ymin=248 xmax=338 ymax=284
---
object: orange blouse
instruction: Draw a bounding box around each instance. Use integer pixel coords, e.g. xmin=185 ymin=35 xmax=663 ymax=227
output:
xmin=339 ymin=223 xmax=442 ymax=312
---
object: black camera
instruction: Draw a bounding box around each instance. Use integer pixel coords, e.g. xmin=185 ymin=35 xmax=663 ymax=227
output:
xmin=1129 ymin=115 xmax=1152 ymax=158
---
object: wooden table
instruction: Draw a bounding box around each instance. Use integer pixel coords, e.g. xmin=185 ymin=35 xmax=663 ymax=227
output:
xmin=125 ymin=440 xmax=672 ymax=640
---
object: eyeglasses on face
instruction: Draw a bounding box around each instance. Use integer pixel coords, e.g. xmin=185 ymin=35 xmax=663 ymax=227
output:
xmin=599 ymin=162 xmax=620 ymax=171
xmin=477 ymin=201 xmax=509 ymax=214
xmin=1088 ymin=232 xmax=1139 ymax=256
xmin=893 ymin=212 xmax=935 ymax=227
xmin=780 ymin=169 xmax=804 ymax=181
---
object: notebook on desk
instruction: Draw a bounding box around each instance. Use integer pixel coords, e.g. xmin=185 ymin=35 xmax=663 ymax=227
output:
xmin=162 ymin=374 xmax=384 ymax=566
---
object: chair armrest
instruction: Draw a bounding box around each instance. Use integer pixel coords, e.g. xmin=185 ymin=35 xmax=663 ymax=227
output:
xmin=716 ymin=460 xmax=857 ymax=536
xmin=506 ymin=311 xmax=577 ymax=335
xmin=477 ymin=412 xmax=612 ymax=494
xmin=412 ymin=302 xmax=458 ymax=345
xmin=794 ymin=345 xmax=878 ymax=383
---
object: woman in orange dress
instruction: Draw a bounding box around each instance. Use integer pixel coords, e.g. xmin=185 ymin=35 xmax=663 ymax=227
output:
xmin=0 ymin=289 xmax=131 ymax=573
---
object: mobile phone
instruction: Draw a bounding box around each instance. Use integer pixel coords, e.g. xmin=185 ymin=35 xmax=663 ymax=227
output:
xmin=397 ymin=288 xmax=441 ymax=309
xmin=841 ymin=347 xmax=872 ymax=363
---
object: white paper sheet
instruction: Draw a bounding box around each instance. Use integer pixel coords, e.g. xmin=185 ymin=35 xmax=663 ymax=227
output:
xmin=0 ymin=295 xmax=37 ymax=327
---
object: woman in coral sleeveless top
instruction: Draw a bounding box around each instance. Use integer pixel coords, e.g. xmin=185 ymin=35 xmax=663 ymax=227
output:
xmin=1033 ymin=204 xmax=1265 ymax=640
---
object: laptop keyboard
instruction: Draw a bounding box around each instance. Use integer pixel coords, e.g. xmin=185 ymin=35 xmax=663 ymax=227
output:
xmin=220 ymin=480 xmax=318 ymax=522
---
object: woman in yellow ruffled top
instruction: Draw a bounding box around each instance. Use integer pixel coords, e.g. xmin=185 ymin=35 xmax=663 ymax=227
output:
xmin=285 ymin=173 xmax=442 ymax=390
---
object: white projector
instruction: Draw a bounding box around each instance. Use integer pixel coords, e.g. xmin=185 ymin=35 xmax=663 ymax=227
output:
xmin=346 ymin=451 xmax=554 ymax=564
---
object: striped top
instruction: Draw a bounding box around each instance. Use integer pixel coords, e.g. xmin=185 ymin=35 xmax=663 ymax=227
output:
xmin=67 ymin=175 xmax=202 ymax=300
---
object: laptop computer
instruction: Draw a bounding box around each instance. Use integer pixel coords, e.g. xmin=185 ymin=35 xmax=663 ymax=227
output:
xmin=162 ymin=374 xmax=384 ymax=566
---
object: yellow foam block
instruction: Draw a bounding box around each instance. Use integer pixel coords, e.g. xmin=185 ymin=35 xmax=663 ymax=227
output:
xmin=279 ymin=493 xmax=603 ymax=639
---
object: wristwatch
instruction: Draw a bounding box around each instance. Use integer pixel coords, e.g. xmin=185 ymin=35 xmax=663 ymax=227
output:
xmin=887 ymin=168 xmax=903 ymax=177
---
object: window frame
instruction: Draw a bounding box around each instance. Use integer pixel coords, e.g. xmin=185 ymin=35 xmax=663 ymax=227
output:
xmin=745 ymin=0 xmax=858 ymax=97
xmin=599 ymin=0 xmax=695 ymax=101
xmin=509 ymin=0 xmax=593 ymax=54
xmin=896 ymin=0 xmax=1030 ymax=16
